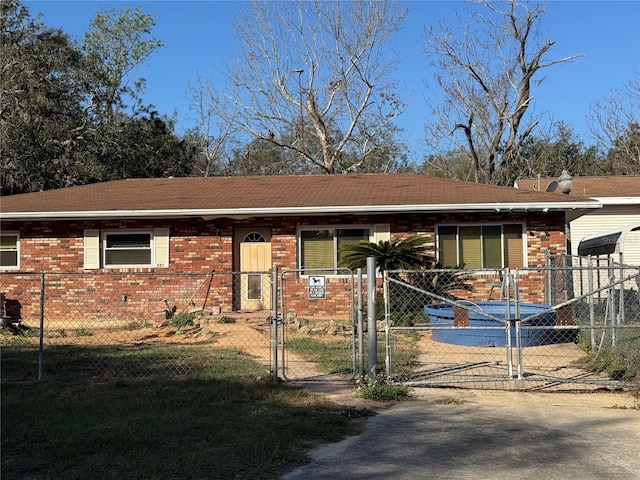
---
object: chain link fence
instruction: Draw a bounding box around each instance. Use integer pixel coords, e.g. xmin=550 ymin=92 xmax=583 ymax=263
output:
xmin=3 ymin=258 xmax=638 ymax=390
xmin=384 ymin=257 xmax=640 ymax=391
xmin=1 ymin=271 xmax=273 ymax=381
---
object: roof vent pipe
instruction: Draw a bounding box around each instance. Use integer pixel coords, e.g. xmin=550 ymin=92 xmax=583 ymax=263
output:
xmin=558 ymin=170 xmax=573 ymax=195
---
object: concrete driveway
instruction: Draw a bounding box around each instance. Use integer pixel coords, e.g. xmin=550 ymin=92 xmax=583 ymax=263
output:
xmin=283 ymin=387 xmax=640 ymax=480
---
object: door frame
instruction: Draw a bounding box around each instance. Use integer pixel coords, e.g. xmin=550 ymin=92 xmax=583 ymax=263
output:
xmin=234 ymin=227 xmax=273 ymax=311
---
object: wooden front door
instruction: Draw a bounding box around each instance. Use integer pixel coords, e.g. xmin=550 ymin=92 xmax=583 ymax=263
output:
xmin=236 ymin=229 xmax=272 ymax=311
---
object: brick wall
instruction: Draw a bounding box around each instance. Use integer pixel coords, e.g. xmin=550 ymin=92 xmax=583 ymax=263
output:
xmin=0 ymin=211 xmax=566 ymax=325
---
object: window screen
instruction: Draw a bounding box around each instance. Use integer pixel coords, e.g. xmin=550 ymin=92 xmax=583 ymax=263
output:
xmin=104 ymin=233 xmax=152 ymax=266
xmin=300 ymin=227 xmax=370 ymax=274
xmin=0 ymin=234 xmax=18 ymax=269
xmin=438 ymin=224 xmax=525 ymax=269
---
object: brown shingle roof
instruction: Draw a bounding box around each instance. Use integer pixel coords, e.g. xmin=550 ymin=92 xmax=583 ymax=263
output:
xmin=1 ymin=173 xmax=600 ymax=219
xmin=515 ymin=175 xmax=640 ymax=197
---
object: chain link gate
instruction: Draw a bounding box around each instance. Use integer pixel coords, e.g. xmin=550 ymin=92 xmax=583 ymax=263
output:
xmin=273 ymin=268 xmax=358 ymax=382
xmin=384 ymin=263 xmax=640 ymax=391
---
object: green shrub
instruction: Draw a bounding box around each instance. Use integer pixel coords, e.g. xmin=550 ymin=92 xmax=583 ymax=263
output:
xmin=170 ymin=312 xmax=195 ymax=328
xmin=577 ymin=330 xmax=640 ymax=382
xmin=357 ymin=377 xmax=411 ymax=401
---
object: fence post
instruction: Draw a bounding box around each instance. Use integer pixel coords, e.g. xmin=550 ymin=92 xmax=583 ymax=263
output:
xmin=587 ymin=255 xmax=596 ymax=348
xmin=38 ymin=272 xmax=45 ymax=380
xmin=608 ymin=257 xmax=617 ymax=347
xmin=504 ymin=271 xmax=514 ymax=378
xmin=384 ymin=270 xmax=391 ymax=380
xmin=271 ymin=265 xmax=279 ymax=382
xmin=513 ymin=270 xmax=523 ymax=380
xmin=545 ymin=249 xmax=552 ymax=305
xmin=367 ymin=257 xmax=377 ymax=381
xmin=357 ymin=268 xmax=365 ymax=383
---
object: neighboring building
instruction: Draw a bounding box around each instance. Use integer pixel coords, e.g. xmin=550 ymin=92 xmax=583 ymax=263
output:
xmin=514 ymin=175 xmax=640 ymax=265
xmin=1 ymin=174 xmax=600 ymax=322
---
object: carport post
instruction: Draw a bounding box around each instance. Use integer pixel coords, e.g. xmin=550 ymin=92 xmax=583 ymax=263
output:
xmin=367 ymin=257 xmax=377 ymax=381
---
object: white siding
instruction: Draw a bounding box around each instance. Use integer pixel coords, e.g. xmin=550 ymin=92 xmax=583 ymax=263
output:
xmin=570 ymin=205 xmax=640 ymax=266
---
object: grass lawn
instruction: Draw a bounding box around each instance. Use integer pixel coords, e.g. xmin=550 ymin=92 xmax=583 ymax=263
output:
xmin=1 ymin=344 xmax=372 ymax=480
xmin=285 ymin=330 xmax=420 ymax=378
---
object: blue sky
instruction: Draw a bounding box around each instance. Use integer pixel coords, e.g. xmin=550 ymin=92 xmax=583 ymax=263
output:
xmin=26 ymin=1 xmax=640 ymax=161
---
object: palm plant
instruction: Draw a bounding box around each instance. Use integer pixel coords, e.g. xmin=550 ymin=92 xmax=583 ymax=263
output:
xmin=338 ymin=235 xmax=435 ymax=274
xmin=339 ymin=235 xmax=470 ymax=326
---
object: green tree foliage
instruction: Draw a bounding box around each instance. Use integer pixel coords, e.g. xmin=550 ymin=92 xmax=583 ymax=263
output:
xmin=81 ymin=6 xmax=163 ymax=123
xmin=512 ymin=123 xmax=601 ymax=179
xmin=88 ymin=115 xmax=197 ymax=181
xmin=420 ymin=123 xmax=603 ymax=182
xmin=0 ymin=0 xmax=85 ymax=193
xmin=77 ymin=6 xmax=194 ymax=181
xmin=339 ymin=235 xmax=470 ymax=324
xmin=1 ymin=1 xmax=195 ymax=194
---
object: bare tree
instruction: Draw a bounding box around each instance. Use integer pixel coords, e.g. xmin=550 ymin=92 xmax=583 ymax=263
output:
xmin=186 ymin=75 xmax=237 ymax=176
xmin=424 ymin=0 xmax=583 ymax=185
xmin=197 ymin=0 xmax=407 ymax=174
xmin=588 ymin=74 xmax=640 ymax=174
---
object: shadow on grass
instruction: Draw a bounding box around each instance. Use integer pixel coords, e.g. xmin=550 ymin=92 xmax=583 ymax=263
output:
xmin=1 ymin=342 xmax=267 ymax=382
xmin=1 ymin=345 xmax=368 ymax=480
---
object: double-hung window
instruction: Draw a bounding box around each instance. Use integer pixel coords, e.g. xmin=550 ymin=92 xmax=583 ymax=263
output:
xmin=437 ymin=224 xmax=525 ymax=269
xmin=104 ymin=232 xmax=153 ymax=267
xmin=299 ymin=227 xmax=371 ymax=274
xmin=84 ymin=228 xmax=169 ymax=269
xmin=0 ymin=233 xmax=19 ymax=270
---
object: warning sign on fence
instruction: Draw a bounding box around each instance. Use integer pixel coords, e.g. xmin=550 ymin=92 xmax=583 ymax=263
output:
xmin=308 ymin=276 xmax=326 ymax=299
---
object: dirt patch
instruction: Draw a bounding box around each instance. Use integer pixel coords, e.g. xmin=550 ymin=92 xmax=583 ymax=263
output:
xmin=409 ymin=330 xmax=621 ymax=392
xmin=412 ymin=387 xmax=640 ymax=410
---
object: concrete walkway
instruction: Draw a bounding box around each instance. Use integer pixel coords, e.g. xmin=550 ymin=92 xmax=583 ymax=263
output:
xmin=283 ymin=387 xmax=640 ymax=480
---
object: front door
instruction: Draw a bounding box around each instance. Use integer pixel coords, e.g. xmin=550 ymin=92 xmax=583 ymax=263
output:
xmin=236 ymin=229 xmax=272 ymax=311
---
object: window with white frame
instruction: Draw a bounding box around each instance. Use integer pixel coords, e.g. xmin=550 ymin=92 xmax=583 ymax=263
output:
xmin=0 ymin=232 xmax=19 ymax=269
xmin=437 ymin=224 xmax=525 ymax=269
xmin=84 ymin=228 xmax=169 ymax=269
xmin=104 ymin=231 xmax=153 ymax=267
xmin=299 ymin=227 xmax=371 ymax=274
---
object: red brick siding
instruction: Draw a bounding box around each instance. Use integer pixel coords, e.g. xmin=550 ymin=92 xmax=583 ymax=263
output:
xmin=0 ymin=212 xmax=566 ymax=324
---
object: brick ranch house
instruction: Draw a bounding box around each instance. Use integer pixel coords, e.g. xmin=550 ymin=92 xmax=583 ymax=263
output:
xmin=1 ymin=173 xmax=600 ymax=325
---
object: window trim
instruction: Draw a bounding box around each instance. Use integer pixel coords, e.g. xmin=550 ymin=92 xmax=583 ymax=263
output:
xmin=102 ymin=230 xmax=154 ymax=268
xmin=435 ymin=222 xmax=527 ymax=269
xmin=0 ymin=231 xmax=19 ymax=270
xmin=243 ymin=231 xmax=266 ymax=243
xmin=297 ymin=225 xmax=374 ymax=276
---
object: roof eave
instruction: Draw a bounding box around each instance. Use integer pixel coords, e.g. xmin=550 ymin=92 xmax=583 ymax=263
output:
xmin=589 ymin=196 xmax=640 ymax=205
xmin=1 ymin=201 xmax=602 ymax=221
